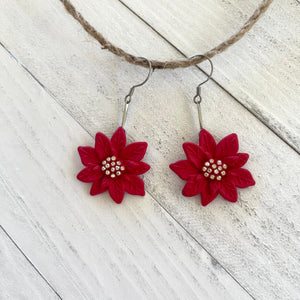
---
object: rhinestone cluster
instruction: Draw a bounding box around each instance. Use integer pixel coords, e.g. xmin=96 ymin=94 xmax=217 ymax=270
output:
xmin=101 ymin=156 xmax=125 ymax=178
xmin=202 ymin=159 xmax=227 ymax=181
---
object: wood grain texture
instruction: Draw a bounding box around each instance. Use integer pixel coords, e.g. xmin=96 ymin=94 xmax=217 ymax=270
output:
xmin=0 ymin=226 xmax=60 ymax=299
xmin=0 ymin=46 xmax=251 ymax=299
xmin=0 ymin=0 xmax=299 ymax=299
xmin=120 ymin=0 xmax=300 ymax=152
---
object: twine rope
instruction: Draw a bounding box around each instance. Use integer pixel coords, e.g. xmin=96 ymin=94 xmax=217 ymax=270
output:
xmin=59 ymin=0 xmax=273 ymax=69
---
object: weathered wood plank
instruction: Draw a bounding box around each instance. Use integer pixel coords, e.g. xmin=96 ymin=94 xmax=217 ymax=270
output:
xmin=0 ymin=44 xmax=251 ymax=299
xmin=120 ymin=0 xmax=300 ymax=152
xmin=0 ymin=0 xmax=299 ymax=299
xmin=0 ymin=226 xmax=60 ymax=299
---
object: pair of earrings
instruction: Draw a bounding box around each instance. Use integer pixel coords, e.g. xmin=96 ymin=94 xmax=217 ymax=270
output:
xmin=77 ymin=56 xmax=255 ymax=206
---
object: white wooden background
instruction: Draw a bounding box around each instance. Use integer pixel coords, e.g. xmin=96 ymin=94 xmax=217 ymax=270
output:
xmin=0 ymin=0 xmax=299 ymax=299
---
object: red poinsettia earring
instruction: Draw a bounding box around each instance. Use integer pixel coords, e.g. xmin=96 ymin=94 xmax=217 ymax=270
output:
xmin=77 ymin=57 xmax=152 ymax=204
xmin=170 ymin=55 xmax=255 ymax=206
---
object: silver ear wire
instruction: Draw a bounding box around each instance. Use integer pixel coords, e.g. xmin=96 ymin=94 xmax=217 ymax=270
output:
xmin=122 ymin=57 xmax=152 ymax=127
xmin=188 ymin=54 xmax=214 ymax=130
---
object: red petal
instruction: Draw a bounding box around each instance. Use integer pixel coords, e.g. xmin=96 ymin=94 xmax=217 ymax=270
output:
xmin=216 ymin=133 xmax=239 ymax=158
xmin=78 ymin=146 xmax=99 ymax=166
xmin=121 ymin=142 xmax=148 ymax=161
xmin=90 ymin=177 xmax=109 ymax=196
xmin=229 ymin=168 xmax=256 ymax=188
xmin=124 ymin=160 xmax=150 ymax=175
xmin=111 ymin=127 xmax=126 ymax=155
xmin=77 ymin=165 xmax=102 ymax=183
xmin=182 ymin=175 xmax=207 ymax=197
xmin=108 ymin=179 xmax=125 ymax=204
xmin=219 ymin=180 xmax=238 ymax=202
xmin=95 ymin=132 xmax=112 ymax=161
xmin=123 ymin=174 xmax=145 ymax=196
xmin=200 ymin=181 xmax=220 ymax=206
xmin=169 ymin=160 xmax=199 ymax=180
xmin=223 ymin=153 xmax=249 ymax=169
xmin=199 ymin=129 xmax=216 ymax=155
xmin=183 ymin=142 xmax=208 ymax=168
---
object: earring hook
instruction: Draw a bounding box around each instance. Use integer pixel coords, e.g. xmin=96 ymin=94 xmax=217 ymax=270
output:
xmin=124 ymin=57 xmax=152 ymax=104
xmin=122 ymin=57 xmax=153 ymax=127
xmin=188 ymin=54 xmax=214 ymax=130
xmin=188 ymin=54 xmax=213 ymax=104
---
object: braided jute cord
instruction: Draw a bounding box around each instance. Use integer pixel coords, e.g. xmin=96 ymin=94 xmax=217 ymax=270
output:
xmin=59 ymin=0 xmax=273 ymax=69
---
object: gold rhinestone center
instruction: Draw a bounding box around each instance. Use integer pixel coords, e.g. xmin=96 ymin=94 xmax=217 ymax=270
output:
xmin=202 ymin=159 xmax=227 ymax=181
xmin=101 ymin=156 xmax=125 ymax=178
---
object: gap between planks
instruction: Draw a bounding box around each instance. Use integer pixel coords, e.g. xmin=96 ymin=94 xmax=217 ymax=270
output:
xmin=0 ymin=225 xmax=62 ymax=299
xmin=0 ymin=42 xmax=255 ymax=299
xmin=116 ymin=0 xmax=300 ymax=156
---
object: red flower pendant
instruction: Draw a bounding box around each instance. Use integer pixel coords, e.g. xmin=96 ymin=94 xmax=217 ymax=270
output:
xmin=170 ymin=129 xmax=255 ymax=206
xmin=77 ymin=127 xmax=150 ymax=204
